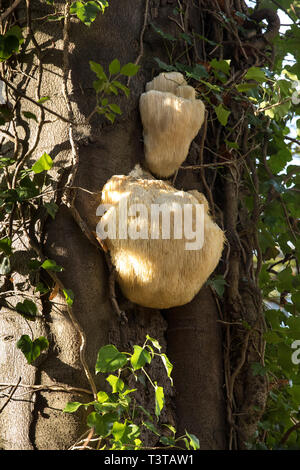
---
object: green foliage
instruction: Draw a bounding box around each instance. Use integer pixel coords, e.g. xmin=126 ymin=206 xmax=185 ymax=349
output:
xmin=70 ymin=1 xmax=108 ymax=26
xmin=152 ymin=6 xmax=300 ymax=450
xmin=31 ymin=152 xmax=53 ymax=174
xmin=16 ymin=335 xmax=49 ymax=364
xmin=0 ymin=26 xmax=23 ymax=61
xmin=89 ymin=58 xmax=139 ymax=123
xmin=64 ymin=337 xmax=200 ymax=450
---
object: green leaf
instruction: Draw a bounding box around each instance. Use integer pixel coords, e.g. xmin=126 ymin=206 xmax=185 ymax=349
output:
xmin=104 ymin=112 xmax=115 ymax=123
xmin=97 ymin=391 xmax=110 ymax=403
xmin=70 ymin=1 xmax=102 ymax=26
xmin=154 ymin=383 xmax=165 ymax=418
xmin=236 ymin=83 xmax=258 ymax=93
xmin=63 ymin=401 xmax=84 ymax=413
xmin=6 ymin=25 xmax=23 ymax=44
xmin=106 ymin=374 xmax=125 ymax=393
xmin=37 ymin=96 xmax=50 ymax=104
xmin=251 ymin=362 xmax=267 ymax=377
xmin=89 ymin=60 xmax=107 ymax=80
xmin=63 ymin=289 xmax=75 ymax=306
xmin=95 ymin=345 xmax=128 ymax=373
xmin=111 ymin=421 xmax=126 ymax=441
xmin=17 ymin=335 xmax=49 ymax=364
xmin=16 ymin=299 xmax=38 ymax=320
xmin=35 ymin=282 xmax=49 ymax=295
xmin=214 ymin=103 xmax=231 ymax=126
xmin=268 ymin=149 xmax=292 ymax=174
xmin=109 ymin=59 xmax=121 ymax=75
xmin=210 ymin=58 xmax=231 ymax=75
xmin=44 ymin=201 xmax=59 ymax=220
xmin=146 ymin=335 xmax=161 ymax=351
xmin=41 ymin=259 xmax=64 ymax=272
xmin=180 ymin=32 xmax=193 ymax=45
xmin=143 ymin=421 xmax=160 ymax=436
xmin=23 ymin=111 xmax=38 ymax=122
xmin=87 ymin=411 xmax=117 ymax=437
xmin=31 ymin=152 xmax=53 ymax=173
xmin=108 ymin=103 xmax=122 ymax=115
xmin=0 ymin=237 xmax=12 ymax=255
xmin=154 ymin=57 xmax=176 ymax=72
xmin=160 ymin=353 xmax=173 ymax=385
xmin=160 ymin=435 xmax=176 ymax=446
xmin=0 ymin=34 xmax=19 ymax=61
xmin=185 ymin=431 xmax=200 ymax=450
xmin=150 ymin=23 xmax=177 ymax=42
xmin=130 ymin=345 xmax=152 ymax=371
xmin=120 ymin=62 xmax=140 ymax=77
xmin=244 ymin=67 xmax=267 ymax=83
xmin=29 ymin=259 xmax=42 ymax=270
xmin=111 ymin=80 xmax=130 ymax=97
xmin=207 ymin=275 xmax=227 ymax=297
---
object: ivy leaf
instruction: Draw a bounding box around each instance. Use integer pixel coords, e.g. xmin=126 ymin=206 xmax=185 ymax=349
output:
xmin=16 ymin=299 xmax=38 ymax=320
xmin=0 ymin=237 xmax=12 ymax=255
xmin=185 ymin=431 xmax=200 ymax=450
xmin=31 ymin=152 xmax=53 ymax=173
xmin=111 ymin=421 xmax=126 ymax=441
xmin=23 ymin=111 xmax=38 ymax=122
xmin=214 ymin=103 xmax=231 ymax=126
xmin=17 ymin=335 xmax=49 ymax=364
xmin=268 ymin=149 xmax=292 ymax=174
xmin=63 ymin=289 xmax=75 ymax=306
xmin=160 ymin=353 xmax=173 ymax=385
xmin=251 ymin=362 xmax=267 ymax=376
xmin=0 ymin=34 xmax=19 ymax=61
xmin=150 ymin=23 xmax=177 ymax=42
xmin=244 ymin=67 xmax=267 ymax=83
xmin=87 ymin=411 xmax=118 ymax=437
xmin=154 ymin=57 xmax=176 ymax=72
xmin=41 ymin=259 xmax=64 ymax=272
xmin=95 ymin=345 xmax=128 ymax=373
xmin=130 ymin=345 xmax=152 ymax=371
xmin=70 ymin=1 xmax=102 ymax=26
xmin=146 ymin=335 xmax=161 ymax=351
xmin=44 ymin=201 xmax=59 ymax=220
xmin=154 ymin=383 xmax=165 ymax=418
xmin=63 ymin=401 xmax=85 ymax=413
xmin=210 ymin=58 xmax=231 ymax=75
xmin=106 ymin=374 xmax=125 ymax=393
xmin=97 ymin=391 xmax=110 ymax=403
xmin=120 ymin=62 xmax=140 ymax=77
xmin=143 ymin=421 xmax=160 ymax=436
xmin=207 ymin=275 xmax=227 ymax=297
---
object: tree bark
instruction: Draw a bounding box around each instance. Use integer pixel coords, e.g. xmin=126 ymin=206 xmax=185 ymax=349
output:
xmin=0 ymin=0 xmax=268 ymax=450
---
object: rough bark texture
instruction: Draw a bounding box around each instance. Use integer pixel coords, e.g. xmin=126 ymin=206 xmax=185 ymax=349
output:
xmin=0 ymin=0 xmax=270 ymax=450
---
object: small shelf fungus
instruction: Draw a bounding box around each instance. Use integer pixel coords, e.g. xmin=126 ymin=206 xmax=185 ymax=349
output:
xmin=139 ymin=72 xmax=205 ymax=178
xmin=98 ymin=166 xmax=224 ymax=309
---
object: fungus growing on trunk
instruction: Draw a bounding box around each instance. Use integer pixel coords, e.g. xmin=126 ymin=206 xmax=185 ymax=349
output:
xmin=98 ymin=166 xmax=224 ymax=309
xmin=139 ymin=72 xmax=205 ymax=178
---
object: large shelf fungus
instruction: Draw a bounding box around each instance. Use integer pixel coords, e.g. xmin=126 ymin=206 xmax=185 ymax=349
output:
xmin=98 ymin=166 xmax=224 ymax=309
xmin=139 ymin=72 xmax=205 ymax=178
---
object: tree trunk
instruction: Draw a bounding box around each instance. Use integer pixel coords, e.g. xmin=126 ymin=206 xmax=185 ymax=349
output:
xmin=0 ymin=0 xmax=269 ymax=450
